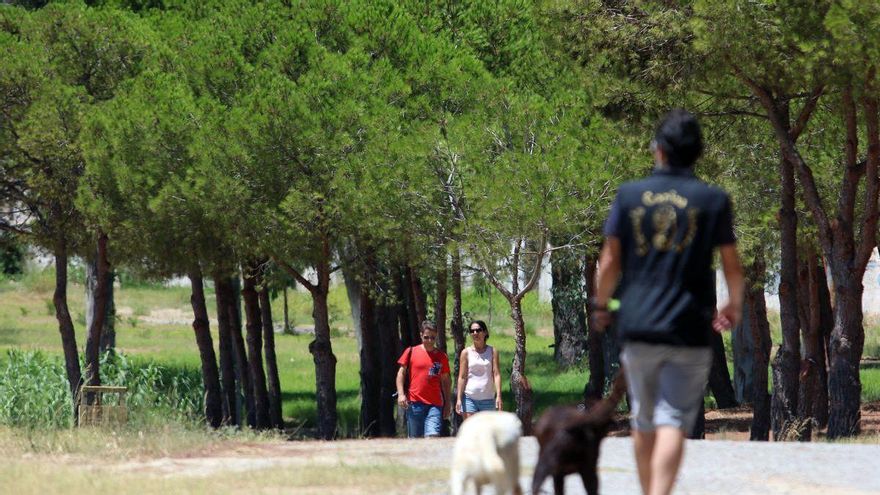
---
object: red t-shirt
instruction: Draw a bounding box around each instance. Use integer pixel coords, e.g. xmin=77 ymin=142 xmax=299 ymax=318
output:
xmin=398 ymin=345 xmax=450 ymax=407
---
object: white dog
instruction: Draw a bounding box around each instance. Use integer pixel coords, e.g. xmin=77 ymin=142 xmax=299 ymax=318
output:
xmin=450 ymin=411 xmax=523 ymax=495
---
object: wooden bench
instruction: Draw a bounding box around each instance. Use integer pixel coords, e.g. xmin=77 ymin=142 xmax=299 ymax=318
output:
xmin=78 ymin=385 xmax=128 ymax=427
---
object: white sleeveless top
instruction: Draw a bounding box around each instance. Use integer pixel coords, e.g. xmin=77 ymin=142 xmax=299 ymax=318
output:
xmin=464 ymin=345 xmax=495 ymax=400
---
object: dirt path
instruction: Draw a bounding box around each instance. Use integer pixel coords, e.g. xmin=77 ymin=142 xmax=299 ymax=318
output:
xmin=102 ymin=436 xmax=880 ymax=494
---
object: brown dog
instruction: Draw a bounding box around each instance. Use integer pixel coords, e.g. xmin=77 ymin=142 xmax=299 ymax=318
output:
xmin=531 ymin=372 xmax=626 ymax=495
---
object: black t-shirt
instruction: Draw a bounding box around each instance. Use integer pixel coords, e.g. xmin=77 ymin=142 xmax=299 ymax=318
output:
xmin=604 ymin=167 xmax=735 ymax=347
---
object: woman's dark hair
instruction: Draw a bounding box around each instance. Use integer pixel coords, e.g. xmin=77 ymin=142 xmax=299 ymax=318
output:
xmin=653 ymin=109 xmax=703 ymax=168
xmin=469 ymin=320 xmax=489 ymax=341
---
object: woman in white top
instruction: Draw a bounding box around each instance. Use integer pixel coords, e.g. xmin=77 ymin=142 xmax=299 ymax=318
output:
xmin=455 ymin=320 xmax=502 ymax=418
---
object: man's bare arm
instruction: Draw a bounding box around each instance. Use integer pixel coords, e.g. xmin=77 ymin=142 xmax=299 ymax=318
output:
xmin=595 ymin=237 xmax=622 ymax=305
xmin=714 ymin=244 xmax=745 ymax=331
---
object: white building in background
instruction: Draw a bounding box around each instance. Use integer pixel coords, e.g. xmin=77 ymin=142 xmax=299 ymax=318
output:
xmin=761 ymin=250 xmax=880 ymax=316
xmin=538 ymin=249 xmax=880 ymax=315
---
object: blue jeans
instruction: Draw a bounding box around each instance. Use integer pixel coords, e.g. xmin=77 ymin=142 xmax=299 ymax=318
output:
xmin=463 ymin=396 xmax=496 ymax=413
xmin=407 ymin=402 xmax=442 ymax=437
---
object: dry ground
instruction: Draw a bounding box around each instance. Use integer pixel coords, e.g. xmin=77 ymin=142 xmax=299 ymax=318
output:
xmin=7 ymin=405 xmax=880 ymax=495
xmin=9 ymin=434 xmax=880 ymax=495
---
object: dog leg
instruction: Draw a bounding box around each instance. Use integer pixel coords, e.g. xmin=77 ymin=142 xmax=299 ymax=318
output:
xmin=530 ymin=450 xmax=554 ymax=495
xmin=553 ymin=475 xmax=565 ymax=495
xmin=500 ymin=442 xmax=521 ymax=495
xmin=450 ymin=469 xmax=466 ymax=495
xmin=580 ymin=467 xmax=599 ymax=495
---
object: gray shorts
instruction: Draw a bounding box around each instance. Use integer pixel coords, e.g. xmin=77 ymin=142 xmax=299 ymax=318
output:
xmin=620 ymin=342 xmax=712 ymax=433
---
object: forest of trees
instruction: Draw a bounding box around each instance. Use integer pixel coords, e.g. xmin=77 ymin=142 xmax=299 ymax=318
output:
xmin=1 ymin=0 xmax=878 ymax=440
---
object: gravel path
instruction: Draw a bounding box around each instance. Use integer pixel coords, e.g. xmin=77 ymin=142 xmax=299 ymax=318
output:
xmin=107 ymin=435 xmax=880 ymax=494
xmin=523 ymin=437 xmax=880 ymax=495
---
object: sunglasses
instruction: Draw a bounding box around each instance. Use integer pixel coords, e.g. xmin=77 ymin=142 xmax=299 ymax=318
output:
xmin=468 ymin=328 xmax=483 ymax=334
xmin=421 ymin=335 xmax=436 ymax=341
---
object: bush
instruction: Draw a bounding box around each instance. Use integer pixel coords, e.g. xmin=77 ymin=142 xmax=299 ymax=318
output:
xmin=0 ymin=349 xmax=72 ymax=428
xmin=0 ymin=349 xmax=204 ymax=429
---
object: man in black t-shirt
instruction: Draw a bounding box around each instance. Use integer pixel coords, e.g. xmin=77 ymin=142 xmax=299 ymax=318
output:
xmin=593 ymin=109 xmax=744 ymax=495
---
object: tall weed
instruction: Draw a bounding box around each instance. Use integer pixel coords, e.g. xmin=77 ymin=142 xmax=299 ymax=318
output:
xmin=0 ymin=349 xmax=72 ymax=428
xmin=0 ymin=349 xmax=204 ymax=429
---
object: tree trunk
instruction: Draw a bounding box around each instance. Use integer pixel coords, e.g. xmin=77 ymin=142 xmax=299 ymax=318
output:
xmin=283 ymin=286 xmax=291 ymax=334
xmin=358 ymin=282 xmax=381 ymax=437
xmin=814 ymin=258 xmax=833 ymax=429
xmin=399 ymin=269 xmax=419 ymax=347
xmin=242 ymin=264 xmax=270 ymax=429
xmin=450 ymin=250 xmax=466 ymax=432
xmin=732 ymin=300 xmax=754 ymax=406
xmin=435 ymin=264 xmax=448 ymax=353
xmin=100 ymin=271 xmax=115 ymax=352
xmin=745 ymin=255 xmax=772 ymax=441
xmin=229 ymin=275 xmax=255 ymax=428
xmin=795 ymin=249 xmax=822 ymax=441
xmin=771 ymin=150 xmax=802 ymax=440
xmin=54 ymin=239 xmax=82 ymax=406
xmin=86 ymin=260 xmax=116 ymax=354
xmin=343 ymin=264 xmax=363 ymax=353
xmin=510 ymin=297 xmax=533 ymax=434
xmin=187 ymin=268 xmax=223 ymax=428
xmin=583 ymin=252 xmax=605 ymax=405
xmin=84 ymin=232 xmax=111 ymax=403
xmin=213 ymin=274 xmax=238 ymax=426
xmin=550 ymin=244 xmax=587 ymax=368
xmin=745 ymin=78 xmax=876 ymax=440
xmin=258 ymin=283 xmax=284 ymax=429
xmin=826 ymin=260 xmax=864 ymax=438
xmin=310 ymin=284 xmax=338 ymax=439
xmin=708 ymin=330 xmax=738 ymax=408
xmin=377 ymin=285 xmax=401 ymax=437
xmin=408 ymin=265 xmax=427 ymax=326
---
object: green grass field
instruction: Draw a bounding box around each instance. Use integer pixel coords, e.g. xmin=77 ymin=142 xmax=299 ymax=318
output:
xmin=0 ymin=267 xmax=586 ymax=435
xmin=2 ymin=266 xmax=880 ymax=436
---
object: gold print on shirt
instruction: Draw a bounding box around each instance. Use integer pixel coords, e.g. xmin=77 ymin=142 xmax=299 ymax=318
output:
xmin=677 ymin=207 xmax=700 ymax=253
xmin=629 ymin=190 xmax=701 ymax=256
xmin=642 ymin=190 xmax=688 ymax=208
xmin=652 ymin=205 xmax=677 ymax=251
xmin=629 ymin=207 xmax=648 ymax=256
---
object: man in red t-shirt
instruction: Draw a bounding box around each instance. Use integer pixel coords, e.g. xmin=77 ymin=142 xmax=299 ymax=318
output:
xmin=396 ymin=321 xmax=451 ymax=437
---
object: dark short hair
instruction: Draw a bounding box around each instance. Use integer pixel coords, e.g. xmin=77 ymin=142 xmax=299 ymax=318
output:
xmin=653 ymin=109 xmax=703 ymax=168
xmin=420 ymin=320 xmax=436 ymax=332
xmin=469 ymin=320 xmax=489 ymax=341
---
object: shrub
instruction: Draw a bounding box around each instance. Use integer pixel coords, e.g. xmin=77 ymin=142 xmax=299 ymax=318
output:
xmin=0 ymin=349 xmax=204 ymax=429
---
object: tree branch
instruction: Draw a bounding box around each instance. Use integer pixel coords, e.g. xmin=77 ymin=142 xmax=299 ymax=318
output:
xmin=511 ymin=239 xmax=521 ymax=296
xmin=462 ymin=262 xmax=513 ymax=301
xmin=698 ymin=110 xmax=766 ymax=119
xmin=857 ymin=69 xmax=880 ymax=272
xmin=789 ymin=85 xmax=824 ymax=142
xmin=271 ymin=255 xmax=316 ymax=294
xmin=692 ymin=89 xmax=756 ymax=101
xmin=732 ymin=65 xmax=833 ymax=250
xmin=839 ymin=84 xmax=860 ymax=228
xmin=516 ymin=232 xmax=548 ymax=301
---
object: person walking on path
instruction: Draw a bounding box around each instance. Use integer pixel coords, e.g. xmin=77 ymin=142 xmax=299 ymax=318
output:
xmin=593 ymin=109 xmax=745 ymax=495
xmin=396 ymin=321 xmax=452 ymax=437
xmin=455 ymin=320 xmax=503 ymax=419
